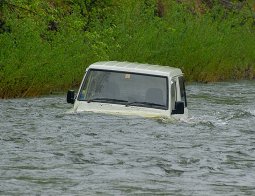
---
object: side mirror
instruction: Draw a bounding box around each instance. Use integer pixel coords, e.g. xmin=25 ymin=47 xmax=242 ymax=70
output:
xmin=172 ymin=101 xmax=184 ymax=114
xmin=67 ymin=90 xmax=75 ymax=104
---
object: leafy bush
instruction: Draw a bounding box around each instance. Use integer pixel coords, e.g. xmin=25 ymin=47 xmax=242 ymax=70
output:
xmin=0 ymin=0 xmax=254 ymax=98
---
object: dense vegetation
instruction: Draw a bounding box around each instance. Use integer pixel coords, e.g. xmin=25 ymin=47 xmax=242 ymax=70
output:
xmin=0 ymin=0 xmax=254 ymax=98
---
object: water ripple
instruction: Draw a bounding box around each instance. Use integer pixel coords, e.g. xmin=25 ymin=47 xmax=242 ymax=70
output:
xmin=0 ymin=81 xmax=255 ymax=195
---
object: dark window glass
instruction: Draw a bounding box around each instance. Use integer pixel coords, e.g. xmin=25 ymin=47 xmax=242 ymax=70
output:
xmin=78 ymin=69 xmax=168 ymax=109
xmin=179 ymin=76 xmax=187 ymax=107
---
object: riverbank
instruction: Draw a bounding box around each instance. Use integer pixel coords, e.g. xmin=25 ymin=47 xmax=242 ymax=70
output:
xmin=0 ymin=0 xmax=254 ymax=98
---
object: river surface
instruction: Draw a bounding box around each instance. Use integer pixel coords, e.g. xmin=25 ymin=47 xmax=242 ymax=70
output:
xmin=0 ymin=81 xmax=255 ymax=195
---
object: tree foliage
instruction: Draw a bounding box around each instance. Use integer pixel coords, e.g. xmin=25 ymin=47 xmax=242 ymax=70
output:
xmin=0 ymin=0 xmax=254 ymax=98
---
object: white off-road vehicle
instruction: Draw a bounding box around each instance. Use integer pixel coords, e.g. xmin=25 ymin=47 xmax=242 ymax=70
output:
xmin=67 ymin=61 xmax=188 ymax=119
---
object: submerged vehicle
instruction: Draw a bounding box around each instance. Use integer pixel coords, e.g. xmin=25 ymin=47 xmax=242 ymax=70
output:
xmin=67 ymin=61 xmax=188 ymax=119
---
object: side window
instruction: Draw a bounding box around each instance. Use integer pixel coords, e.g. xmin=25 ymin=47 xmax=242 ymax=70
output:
xmin=171 ymin=80 xmax=177 ymax=110
xmin=78 ymin=71 xmax=89 ymax=100
xmin=179 ymin=76 xmax=187 ymax=107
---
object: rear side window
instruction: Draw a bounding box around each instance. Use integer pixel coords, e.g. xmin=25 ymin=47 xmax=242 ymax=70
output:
xmin=171 ymin=80 xmax=177 ymax=110
xmin=179 ymin=76 xmax=187 ymax=107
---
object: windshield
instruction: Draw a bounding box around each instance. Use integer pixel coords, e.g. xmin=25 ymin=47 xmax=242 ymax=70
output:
xmin=78 ymin=69 xmax=168 ymax=109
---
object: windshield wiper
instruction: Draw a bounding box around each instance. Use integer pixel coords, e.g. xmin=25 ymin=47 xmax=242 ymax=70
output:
xmin=86 ymin=98 xmax=166 ymax=109
xmin=87 ymin=98 xmax=128 ymax=104
xmin=125 ymin=101 xmax=165 ymax=108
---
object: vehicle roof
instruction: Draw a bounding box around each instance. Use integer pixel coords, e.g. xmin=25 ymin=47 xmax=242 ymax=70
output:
xmin=87 ymin=61 xmax=183 ymax=77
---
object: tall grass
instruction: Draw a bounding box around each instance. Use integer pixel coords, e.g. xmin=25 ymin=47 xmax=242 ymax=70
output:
xmin=108 ymin=2 xmax=255 ymax=82
xmin=0 ymin=0 xmax=254 ymax=98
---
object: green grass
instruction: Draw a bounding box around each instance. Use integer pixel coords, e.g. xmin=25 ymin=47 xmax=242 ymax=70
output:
xmin=0 ymin=0 xmax=254 ymax=98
